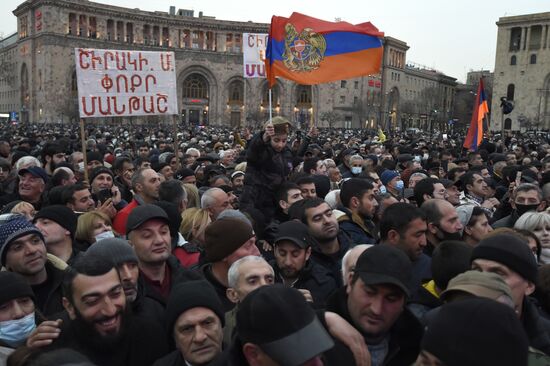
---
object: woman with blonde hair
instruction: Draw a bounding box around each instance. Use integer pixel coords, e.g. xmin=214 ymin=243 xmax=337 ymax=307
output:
xmin=75 ymin=210 xmax=115 ymax=250
xmin=174 ymin=208 xmax=211 ymax=268
xmin=183 ymin=183 xmax=200 ymax=208
xmin=515 ymin=212 xmax=550 ymax=263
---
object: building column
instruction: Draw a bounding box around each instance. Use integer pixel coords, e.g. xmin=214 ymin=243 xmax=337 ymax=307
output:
xmin=216 ymin=32 xmax=226 ymax=52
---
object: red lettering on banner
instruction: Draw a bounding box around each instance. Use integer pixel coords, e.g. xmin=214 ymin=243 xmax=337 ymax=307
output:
xmin=101 ymin=75 xmax=113 ymax=92
xmin=129 ymin=96 xmax=141 ymax=114
xmin=112 ymin=96 xmax=126 ymax=115
xmin=98 ymin=97 xmax=112 ymax=115
xmin=104 ymin=51 xmax=115 ymax=70
xmin=145 ymin=75 xmax=157 ymax=92
xmin=160 ymin=53 xmax=172 ymax=71
xmin=81 ymin=96 xmax=95 ymax=116
xmin=139 ymin=53 xmax=149 ymax=70
xmin=116 ymin=52 xmax=126 ymax=70
xmin=116 ymin=75 xmax=129 ymax=93
xmin=157 ymin=94 xmax=168 ymax=113
xmin=143 ymin=96 xmax=155 ymax=113
xmin=130 ymin=75 xmax=142 ymax=92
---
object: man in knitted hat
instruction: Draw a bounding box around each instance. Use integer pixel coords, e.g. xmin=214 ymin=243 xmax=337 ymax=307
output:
xmin=326 ymin=244 xmax=423 ymax=366
xmin=471 ymin=233 xmax=550 ymax=354
xmin=0 ymin=216 xmax=64 ymax=316
xmin=85 ymin=238 xmax=164 ymax=323
xmin=152 ymin=281 xmax=225 ymax=366
xmin=0 ymin=272 xmax=37 ymax=361
xmin=416 ymin=298 xmax=529 ymax=366
xmin=200 ymin=217 xmax=260 ymax=312
xmin=126 ymin=204 xmax=200 ymax=307
xmin=86 ymin=150 xmax=103 ymax=172
xmin=33 ymin=205 xmax=80 ymax=265
xmin=380 ymin=170 xmax=404 ymax=201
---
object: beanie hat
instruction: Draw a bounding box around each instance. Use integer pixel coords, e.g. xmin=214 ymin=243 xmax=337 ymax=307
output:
xmin=380 ymin=170 xmax=400 ymax=186
xmin=0 ymin=216 xmax=44 ymax=266
xmin=34 ymin=205 xmax=78 ymax=240
xmin=204 ymin=218 xmax=254 ymax=262
xmin=89 ymin=166 xmax=113 ymax=183
xmin=471 ymin=234 xmax=537 ymax=283
xmin=0 ymin=271 xmax=35 ymax=306
xmin=237 ymin=285 xmax=334 ymax=366
xmin=86 ymin=151 xmax=103 ymax=164
xmin=422 ymin=298 xmax=528 ymax=366
xmin=165 ymin=280 xmax=225 ymax=334
xmin=85 ymin=238 xmax=138 ymax=266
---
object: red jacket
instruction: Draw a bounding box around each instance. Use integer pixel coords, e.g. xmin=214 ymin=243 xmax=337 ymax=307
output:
xmin=113 ymin=199 xmax=139 ymax=235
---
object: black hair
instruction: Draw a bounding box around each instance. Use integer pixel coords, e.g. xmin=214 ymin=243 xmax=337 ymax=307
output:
xmin=380 ymin=203 xmax=426 ymax=241
xmin=275 ymin=182 xmax=301 ymax=203
xmin=303 ymin=157 xmax=321 ymax=175
xmin=61 ymin=183 xmax=89 ymax=205
xmin=413 ymin=178 xmax=441 ymax=207
xmin=113 ymin=156 xmax=132 ymax=173
xmin=431 ymin=240 xmax=473 ymax=290
xmin=159 ymin=180 xmax=185 ymax=205
xmin=290 ymin=197 xmax=327 ymax=224
xmin=339 ymin=178 xmax=374 ymax=208
xmin=447 ymin=167 xmax=466 ymax=181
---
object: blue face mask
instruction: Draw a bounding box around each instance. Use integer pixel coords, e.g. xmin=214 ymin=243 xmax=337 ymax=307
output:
xmin=95 ymin=230 xmax=115 ymax=243
xmin=379 ymin=185 xmax=387 ymax=194
xmin=394 ymin=180 xmax=405 ymax=191
xmin=0 ymin=312 xmax=36 ymax=347
xmin=351 ymin=167 xmax=362 ymax=175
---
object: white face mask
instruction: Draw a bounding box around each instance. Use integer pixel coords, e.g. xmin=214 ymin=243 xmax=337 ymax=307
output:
xmin=95 ymin=231 xmax=115 ymax=242
xmin=351 ymin=167 xmax=362 ymax=175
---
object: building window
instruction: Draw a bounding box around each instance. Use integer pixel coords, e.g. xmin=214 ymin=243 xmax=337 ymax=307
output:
xmin=341 ymin=80 xmax=347 ymax=88
xmin=296 ymin=85 xmax=312 ymax=105
xmin=126 ymin=23 xmax=133 ymax=43
xmin=143 ymin=24 xmax=150 ymax=45
xmin=510 ymin=55 xmax=516 ymax=65
xmin=68 ymin=13 xmax=77 ymax=35
xmin=107 ymin=19 xmax=114 ymax=41
xmin=354 ymin=81 xmax=359 ymax=89
xmin=509 ymin=27 xmax=521 ymax=51
xmin=504 ymin=118 xmax=512 ymax=130
xmin=19 ymin=16 xmax=28 ymax=38
xmin=506 ymin=84 xmax=515 ymax=101
xmin=340 ymin=95 xmax=345 ymax=104
xmin=529 ymin=25 xmax=542 ymax=50
xmin=182 ymin=74 xmax=208 ymax=99
xmin=228 ymin=80 xmax=244 ymax=104
xmin=78 ymin=15 xmax=87 ymax=37
xmin=89 ymin=17 xmax=97 ymax=38
xmin=530 ymin=54 xmax=537 ymax=64
xmin=353 ymin=96 xmax=358 ymax=105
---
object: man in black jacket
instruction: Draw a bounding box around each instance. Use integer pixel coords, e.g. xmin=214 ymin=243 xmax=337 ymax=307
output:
xmin=44 ymin=255 xmax=169 ymax=366
xmin=126 ymin=204 xmax=201 ymax=307
xmin=326 ymin=245 xmax=423 ymax=366
xmin=271 ymin=220 xmax=337 ymax=307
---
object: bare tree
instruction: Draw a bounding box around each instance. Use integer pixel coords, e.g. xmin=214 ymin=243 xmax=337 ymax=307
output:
xmin=320 ymin=111 xmax=340 ymax=128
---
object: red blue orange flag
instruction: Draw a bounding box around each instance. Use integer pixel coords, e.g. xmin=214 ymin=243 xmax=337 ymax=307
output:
xmin=463 ymin=78 xmax=489 ymax=151
xmin=265 ymin=12 xmax=384 ymax=87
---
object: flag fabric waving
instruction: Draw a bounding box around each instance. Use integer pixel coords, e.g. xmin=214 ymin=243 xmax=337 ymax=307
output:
xmin=265 ymin=12 xmax=384 ymax=87
xmin=463 ymin=78 xmax=489 ymax=150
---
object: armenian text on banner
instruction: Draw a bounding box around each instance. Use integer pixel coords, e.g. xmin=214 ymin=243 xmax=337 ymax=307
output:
xmin=243 ymin=33 xmax=268 ymax=78
xmin=265 ymin=12 xmax=384 ymax=87
xmin=75 ymin=48 xmax=178 ymax=118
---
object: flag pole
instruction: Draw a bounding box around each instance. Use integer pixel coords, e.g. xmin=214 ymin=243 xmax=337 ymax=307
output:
xmin=269 ymin=88 xmax=273 ymax=123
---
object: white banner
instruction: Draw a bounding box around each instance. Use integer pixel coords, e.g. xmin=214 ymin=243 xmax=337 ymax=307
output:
xmin=75 ymin=48 xmax=178 ymax=118
xmin=243 ymin=33 xmax=268 ymax=78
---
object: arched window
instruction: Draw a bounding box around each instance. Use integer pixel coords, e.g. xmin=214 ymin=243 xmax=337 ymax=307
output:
xmin=262 ymin=84 xmax=279 ymax=106
xmin=504 ymin=118 xmax=512 ymax=130
xmin=506 ymin=84 xmax=515 ymax=101
xmin=510 ymin=55 xmax=516 ymax=65
xmin=228 ymin=80 xmax=243 ymax=104
xmin=182 ymin=74 xmax=208 ymax=99
xmin=530 ymin=54 xmax=537 ymax=65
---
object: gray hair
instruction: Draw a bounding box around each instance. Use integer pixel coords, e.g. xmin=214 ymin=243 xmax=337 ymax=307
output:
xmin=341 ymin=244 xmax=373 ymax=284
xmin=349 ymin=154 xmax=363 ymax=163
xmin=409 ymin=172 xmax=428 ymax=182
xmin=186 ymin=147 xmax=200 ymax=156
xmin=201 ymin=187 xmax=225 ymax=209
xmin=15 ymin=156 xmax=42 ymax=171
xmin=217 ymin=209 xmax=251 ymax=226
xmin=516 ymin=183 xmax=542 ymax=201
xmin=227 ymin=255 xmax=272 ymax=289
xmin=514 ymin=212 xmax=550 ymax=232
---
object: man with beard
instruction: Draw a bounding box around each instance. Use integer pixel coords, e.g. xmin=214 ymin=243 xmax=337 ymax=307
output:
xmin=421 ymin=199 xmax=463 ymax=256
xmin=43 ymin=254 xmax=168 ymax=366
xmin=338 ymin=178 xmax=378 ymax=244
xmin=84 ymin=238 xmax=165 ymax=323
xmin=294 ymin=198 xmax=353 ymax=287
xmin=271 ymin=220 xmax=337 ymax=307
xmin=41 ymin=142 xmax=66 ymax=176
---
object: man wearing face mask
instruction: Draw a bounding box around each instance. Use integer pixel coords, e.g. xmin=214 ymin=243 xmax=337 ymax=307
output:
xmin=0 ymin=272 xmax=38 ymax=363
xmin=421 ymin=199 xmax=464 ymax=256
xmin=343 ymin=155 xmax=364 ymax=178
xmin=380 ymin=170 xmax=405 ymax=201
xmin=493 ymin=183 xmax=546 ymax=229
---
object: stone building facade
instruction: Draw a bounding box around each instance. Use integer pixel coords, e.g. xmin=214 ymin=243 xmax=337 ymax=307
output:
xmin=0 ymin=0 xmax=457 ymax=130
xmin=491 ymin=12 xmax=550 ymax=131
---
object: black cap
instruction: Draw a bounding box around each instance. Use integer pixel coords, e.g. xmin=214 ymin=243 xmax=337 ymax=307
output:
xmin=0 ymin=272 xmax=35 ymax=306
xmin=126 ymin=204 xmax=169 ymax=235
xmin=174 ymin=168 xmax=195 ymax=181
xmin=354 ymin=244 xmax=412 ymax=296
xmin=274 ymin=221 xmax=310 ymax=249
xmin=237 ymin=285 xmax=334 ymax=366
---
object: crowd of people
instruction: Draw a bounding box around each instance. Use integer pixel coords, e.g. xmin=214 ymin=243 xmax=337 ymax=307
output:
xmin=0 ymin=117 xmax=550 ymax=366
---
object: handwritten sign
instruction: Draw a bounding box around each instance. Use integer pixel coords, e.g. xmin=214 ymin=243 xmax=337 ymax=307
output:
xmin=75 ymin=48 xmax=178 ymax=118
xmin=243 ymin=33 xmax=268 ymax=78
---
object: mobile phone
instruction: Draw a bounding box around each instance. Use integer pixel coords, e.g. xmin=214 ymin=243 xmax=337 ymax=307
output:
xmin=515 ymin=171 xmax=522 ymax=187
xmin=97 ymin=189 xmax=112 ymax=204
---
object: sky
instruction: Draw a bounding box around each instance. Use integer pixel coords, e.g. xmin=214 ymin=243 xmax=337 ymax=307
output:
xmin=0 ymin=0 xmax=548 ymax=83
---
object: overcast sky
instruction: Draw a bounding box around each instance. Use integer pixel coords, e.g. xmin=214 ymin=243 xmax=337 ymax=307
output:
xmin=1 ymin=0 xmax=548 ymax=82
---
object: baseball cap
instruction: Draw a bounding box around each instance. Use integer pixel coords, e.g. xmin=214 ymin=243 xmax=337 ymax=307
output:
xmin=237 ymin=285 xmax=334 ymax=366
xmin=354 ymin=244 xmax=412 ymax=296
xmin=274 ymin=221 xmax=310 ymax=249
xmin=125 ymin=204 xmax=169 ymax=235
xmin=18 ymin=166 xmax=48 ymax=182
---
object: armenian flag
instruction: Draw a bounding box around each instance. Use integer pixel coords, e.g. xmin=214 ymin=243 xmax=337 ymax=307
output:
xmin=265 ymin=12 xmax=384 ymax=87
xmin=463 ymin=78 xmax=489 ymax=151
